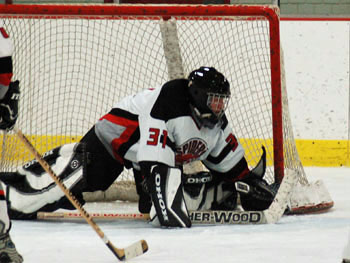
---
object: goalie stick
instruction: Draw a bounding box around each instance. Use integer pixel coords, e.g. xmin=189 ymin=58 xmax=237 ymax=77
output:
xmin=38 ymin=210 xmax=267 ymax=224
xmin=14 ymin=128 xmax=148 ymax=261
xmin=38 ymin=167 xmax=298 ymax=225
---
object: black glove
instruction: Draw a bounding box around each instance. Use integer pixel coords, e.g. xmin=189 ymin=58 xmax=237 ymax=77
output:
xmin=235 ymin=172 xmax=277 ymax=211
xmin=0 ymin=80 xmax=19 ymax=130
xmin=132 ymin=168 xmax=152 ymax=213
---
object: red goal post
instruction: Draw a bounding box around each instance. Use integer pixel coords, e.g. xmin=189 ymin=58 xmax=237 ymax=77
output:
xmin=0 ymin=4 xmax=333 ymax=213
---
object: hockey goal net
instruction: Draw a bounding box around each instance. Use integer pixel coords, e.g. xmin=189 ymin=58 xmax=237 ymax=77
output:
xmin=0 ymin=4 xmax=333 ymax=213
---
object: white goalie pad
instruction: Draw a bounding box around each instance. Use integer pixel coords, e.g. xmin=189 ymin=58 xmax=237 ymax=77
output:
xmin=3 ymin=143 xmax=84 ymax=214
xmin=183 ymin=182 xmax=233 ymax=211
xmin=287 ymin=179 xmax=334 ymax=214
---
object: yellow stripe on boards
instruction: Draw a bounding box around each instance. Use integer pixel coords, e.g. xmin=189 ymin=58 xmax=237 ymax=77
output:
xmin=294 ymin=139 xmax=350 ymax=167
xmin=0 ymin=134 xmax=82 ymax=163
xmin=240 ymin=138 xmax=349 ymax=167
xmin=0 ymin=134 xmax=348 ymax=167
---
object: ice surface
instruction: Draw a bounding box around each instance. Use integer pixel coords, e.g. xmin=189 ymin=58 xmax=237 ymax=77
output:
xmin=10 ymin=167 xmax=350 ymax=263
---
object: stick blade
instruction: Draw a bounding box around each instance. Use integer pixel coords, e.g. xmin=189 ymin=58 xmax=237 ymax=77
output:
xmin=124 ymin=240 xmax=148 ymax=260
xmin=264 ymin=169 xmax=299 ymax=224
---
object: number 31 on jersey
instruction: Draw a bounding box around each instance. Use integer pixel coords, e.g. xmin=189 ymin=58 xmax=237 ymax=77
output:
xmin=147 ymin=128 xmax=168 ymax=148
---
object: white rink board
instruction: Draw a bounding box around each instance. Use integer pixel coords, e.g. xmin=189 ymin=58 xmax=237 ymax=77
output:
xmin=281 ymin=21 xmax=349 ymax=140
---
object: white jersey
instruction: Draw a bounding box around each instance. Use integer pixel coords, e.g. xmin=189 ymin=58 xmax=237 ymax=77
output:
xmin=0 ymin=20 xmax=14 ymax=58
xmin=95 ymin=79 xmax=245 ymax=175
xmin=0 ymin=20 xmax=14 ymax=97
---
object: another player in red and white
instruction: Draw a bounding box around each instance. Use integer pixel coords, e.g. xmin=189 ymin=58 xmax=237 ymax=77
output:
xmin=0 ymin=67 xmax=275 ymax=228
xmin=0 ymin=20 xmax=23 ymax=263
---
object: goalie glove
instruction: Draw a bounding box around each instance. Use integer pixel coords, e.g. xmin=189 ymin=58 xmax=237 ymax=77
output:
xmin=235 ymin=146 xmax=277 ymax=211
xmin=147 ymin=164 xmax=191 ymax=228
xmin=0 ymin=80 xmax=19 ymax=130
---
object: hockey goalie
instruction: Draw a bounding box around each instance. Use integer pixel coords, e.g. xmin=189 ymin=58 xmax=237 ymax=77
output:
xmin=1 ymin=67 xmax=279 ymax=227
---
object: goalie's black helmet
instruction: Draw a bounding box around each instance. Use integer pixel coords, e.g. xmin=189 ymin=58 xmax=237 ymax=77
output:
xmin=188 ymin=67 xmax=230 ymax=128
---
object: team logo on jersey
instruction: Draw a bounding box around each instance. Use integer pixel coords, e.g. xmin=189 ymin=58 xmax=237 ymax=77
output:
xmin=175 ymin=138 xmax=208 ymax=165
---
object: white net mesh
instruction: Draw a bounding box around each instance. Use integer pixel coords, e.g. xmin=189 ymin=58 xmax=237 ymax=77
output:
xmin=0 ymin=5 xmax=308 ymax=201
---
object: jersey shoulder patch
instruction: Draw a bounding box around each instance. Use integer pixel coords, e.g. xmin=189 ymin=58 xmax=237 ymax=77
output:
xmin=150 ymin=79 xmax=191 ymax=121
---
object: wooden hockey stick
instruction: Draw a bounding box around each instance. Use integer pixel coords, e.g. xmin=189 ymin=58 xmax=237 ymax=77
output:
xmin=38 ymin=211 xmax=150 ymax=221
xmin=14 ymin=128 xmax=148 ymax=261
xmin=38 ymin=210 xmax=266 ymax=224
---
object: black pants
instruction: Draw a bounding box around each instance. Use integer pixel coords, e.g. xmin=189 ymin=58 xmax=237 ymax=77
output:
xmin=81 ymin=126 xmax=124 ymax=192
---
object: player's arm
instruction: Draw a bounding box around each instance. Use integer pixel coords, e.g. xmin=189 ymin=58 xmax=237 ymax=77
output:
xmin=0 ymin=26 xmax=19 ymax=131
xmin=0 ymin=80 xmax=20 ymax=130
xmin=202 ymin=117 xmax=250 ymax=182
xmin=202 ymin=122 xmax=276 ymax=211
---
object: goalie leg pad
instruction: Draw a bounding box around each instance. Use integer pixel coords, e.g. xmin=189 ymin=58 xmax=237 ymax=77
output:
xmin=148 ymin=165 xmax=191 ymax=228
xmin=0 ymin=143 xmax=87 ymax=219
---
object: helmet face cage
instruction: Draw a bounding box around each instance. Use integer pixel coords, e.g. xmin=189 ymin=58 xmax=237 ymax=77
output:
xmin=207 ymin=92 xmax=230 ymax=120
